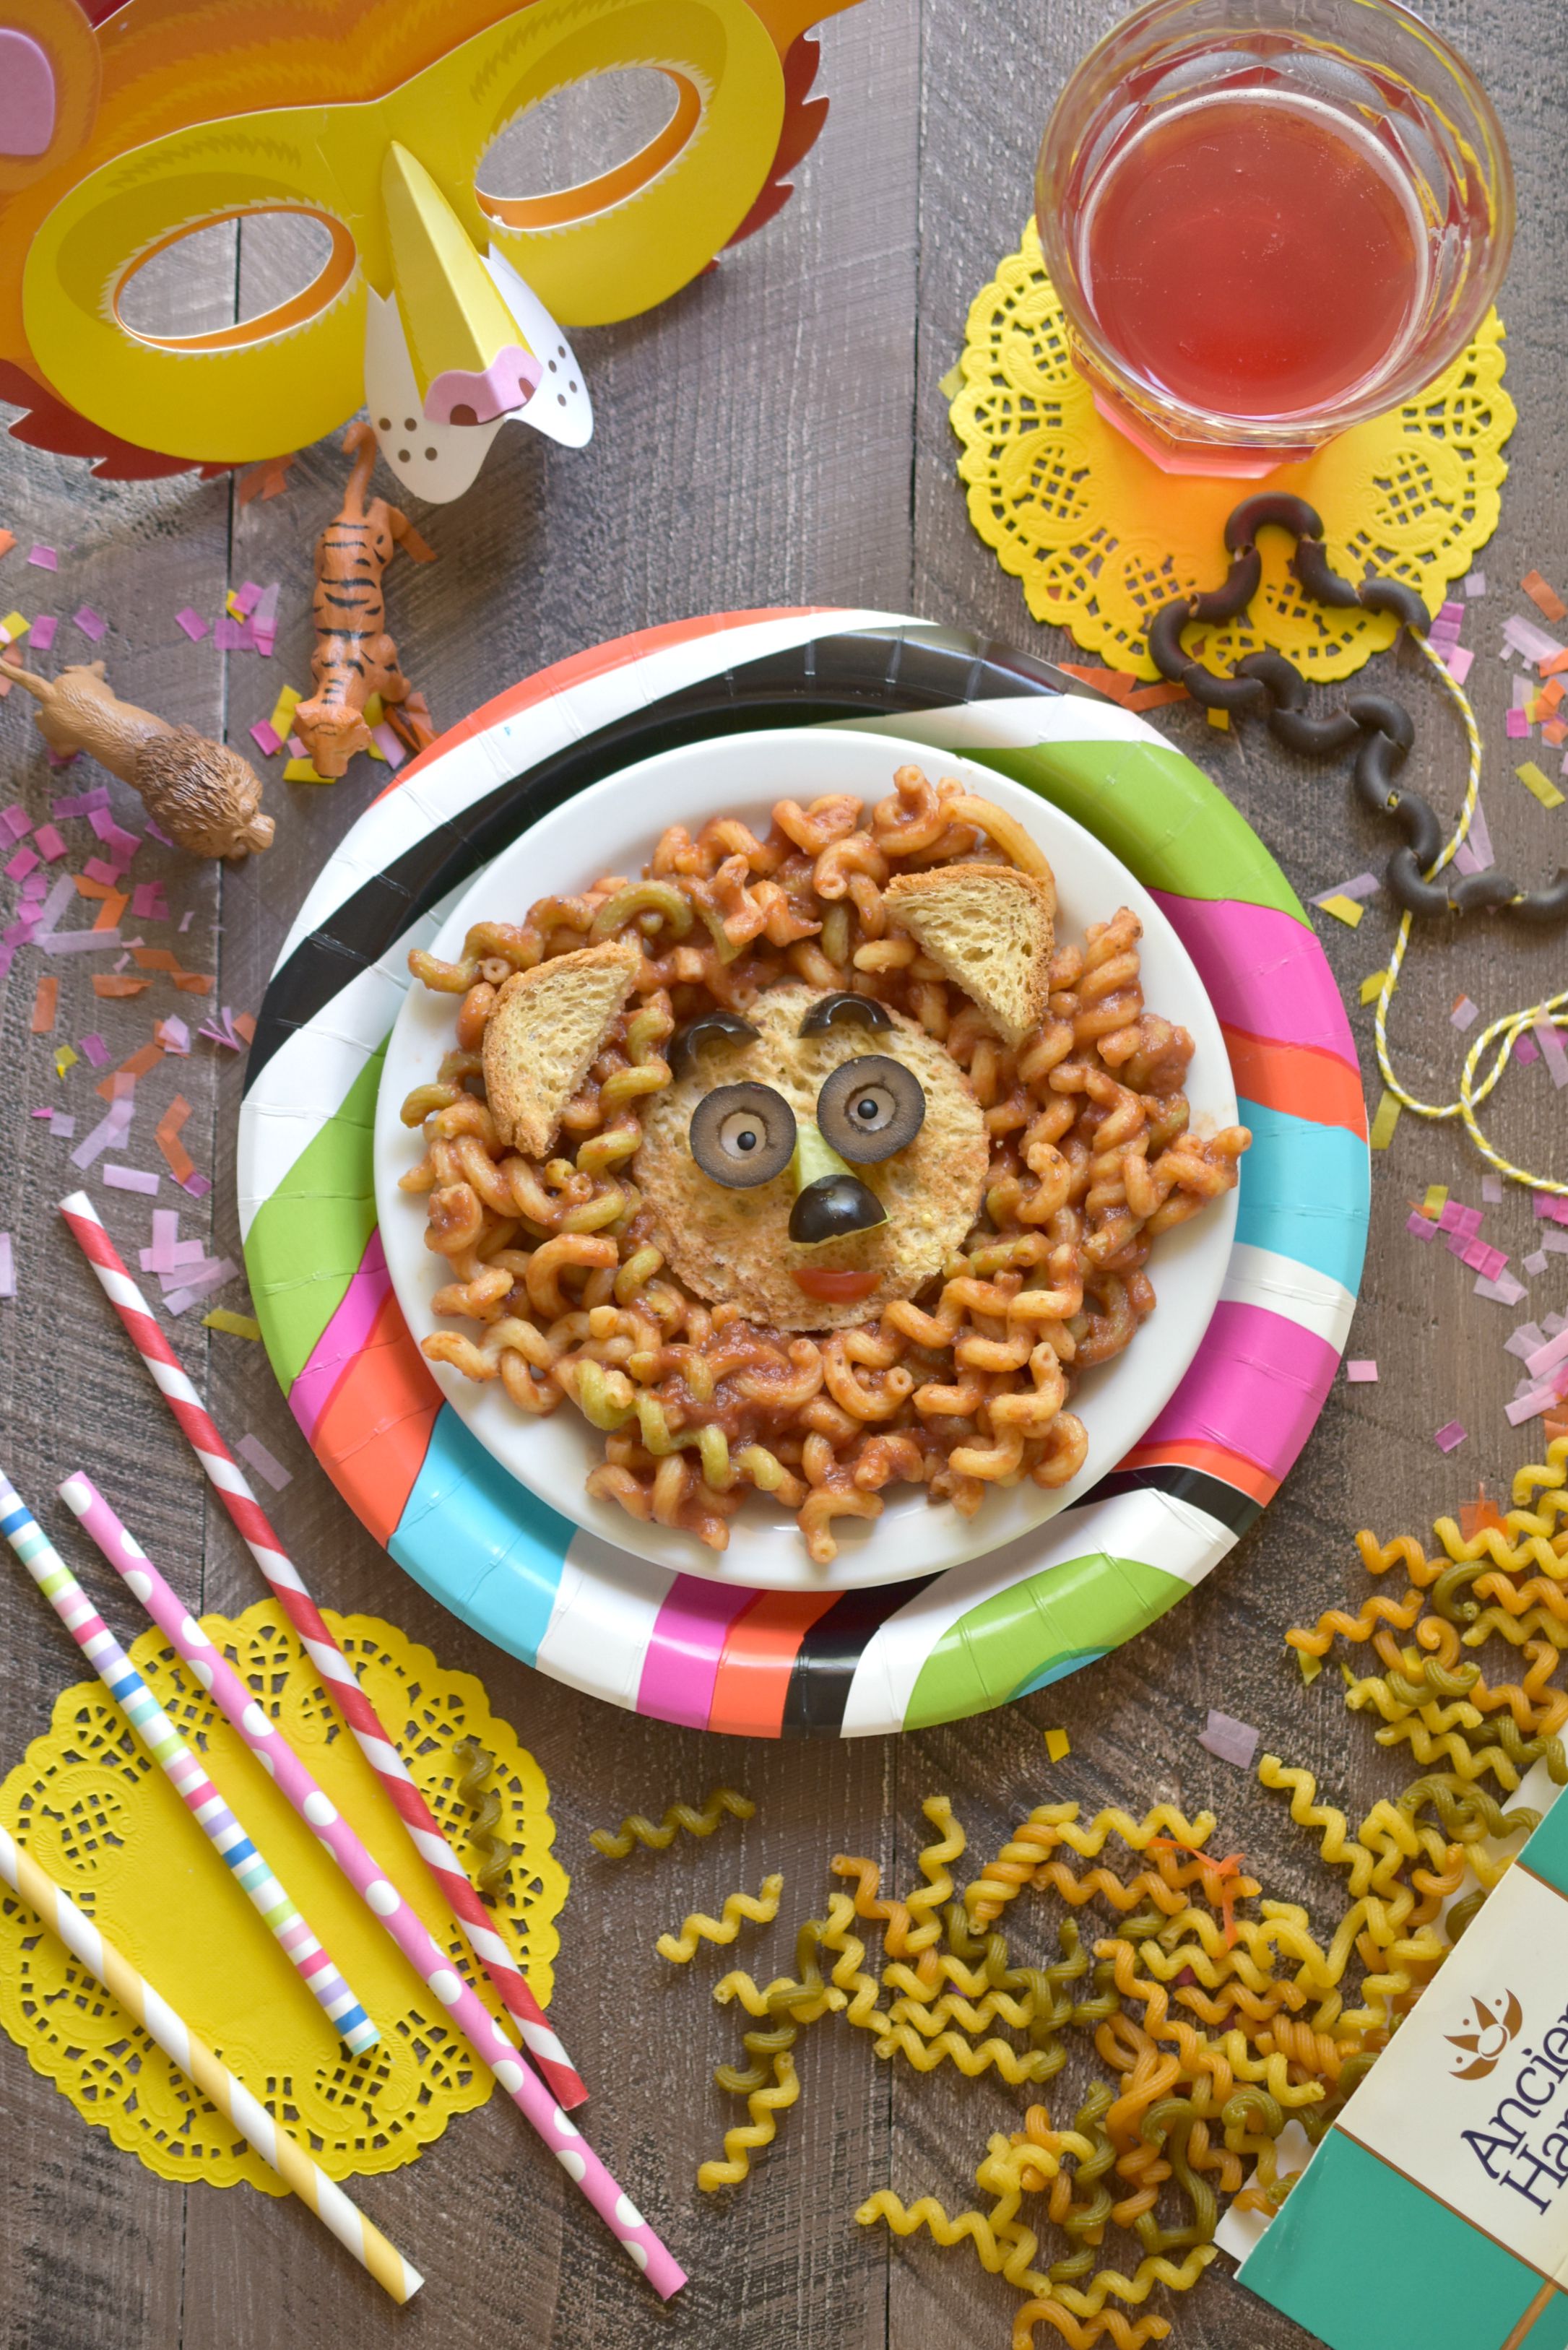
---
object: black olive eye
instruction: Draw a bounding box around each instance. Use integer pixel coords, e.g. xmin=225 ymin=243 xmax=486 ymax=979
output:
xmin=688 ymin=1083 xmax=797 ymax=1187
xmin=815 ymin=1055 xmax=926 ymax=1163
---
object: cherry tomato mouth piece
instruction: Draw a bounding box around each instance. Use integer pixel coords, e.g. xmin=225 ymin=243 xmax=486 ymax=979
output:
xmin=791 ymin=1267 xmax=880 ymax=1303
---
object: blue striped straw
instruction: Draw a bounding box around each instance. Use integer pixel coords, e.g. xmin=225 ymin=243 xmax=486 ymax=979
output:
xmin=0 ymin=1470 xmax=378 ymax=2056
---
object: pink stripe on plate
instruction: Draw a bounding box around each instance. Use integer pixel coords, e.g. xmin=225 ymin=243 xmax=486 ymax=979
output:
xmin=289 ymin=1228 xmax=392 ymax=1443
xmin=637 ymin=1577 xmax=758 ymax=1729
xmin=1136 ymin=1300 xmax=1340 ymax=1483
xmin=1151 ymin=894 xmax=1358 ymax=1072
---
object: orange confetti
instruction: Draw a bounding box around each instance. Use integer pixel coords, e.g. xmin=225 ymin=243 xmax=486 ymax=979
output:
xmin=92 ymin=975 xmax=152 ymax=999
xmin=1541 ymin=649 xmax=1568 ymax=677
xmin=171 ymin=970 xmax=215 ymax=995
xmin=1125 ymin=682 xmax=1189 ymax=713
xmin=1522 ymin=571 xmax=1567 ymax=625
xmin=155 ymin=1095 xmax=194 ymax=1184
xmin=1542 ymin=678 xmax=1564 ymax=713
xmin=30 ymin=976 xmax=58 ymax=1034
xmin=74 ymin=874 xmax=112 ymax=900
xmin=233 ymin=1012 xmax=256 ymax=1044
xmin=95 ymin=1039 xmax=164 ymax=1099
xmin=92 ymin=890 xmax=128 ymax=933
xmin=131 ymin=948 xmax=180 ymax=971
xmin=1544 ymin=720 xmax=1567 ymax=749
xmin=0 ymin=528 xmax=14 ymax=560
xmin=1459 ymin=1489 xmax=1507 ymax=1540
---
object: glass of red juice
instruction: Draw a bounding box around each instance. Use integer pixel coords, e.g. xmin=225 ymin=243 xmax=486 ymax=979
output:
xmin=1035 ymin=0 xmax=1513 ymax=474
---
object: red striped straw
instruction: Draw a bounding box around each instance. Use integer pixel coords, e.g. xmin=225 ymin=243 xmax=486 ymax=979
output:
xmin=59 ymin=1190 xmax=586 ymax=2110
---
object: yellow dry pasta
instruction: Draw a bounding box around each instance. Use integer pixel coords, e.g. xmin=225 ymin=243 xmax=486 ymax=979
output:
xmin=657 ymin=1873 xmax=784 ymax=1962
xmin=696 ymin=2052 xmax=799 ymax=2192
xmin=589 ymin=1785 xmax=754 ymax=1858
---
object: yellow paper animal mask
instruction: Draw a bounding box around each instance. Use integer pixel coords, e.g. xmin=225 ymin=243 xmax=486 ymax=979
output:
xmin=0 ymin=0 xmax=859 ymax=495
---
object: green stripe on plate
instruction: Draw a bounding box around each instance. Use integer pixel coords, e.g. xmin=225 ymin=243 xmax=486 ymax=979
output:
xmin=905 ymin=1552 xmax=1190 ymax=1730
xmin=244 ymin=1047 xmax=384 ymax=1390
xmin=966 ymin=737 xmax=1307 ymax=920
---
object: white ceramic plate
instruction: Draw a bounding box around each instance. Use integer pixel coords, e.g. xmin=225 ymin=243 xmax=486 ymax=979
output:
xmin=374 ymin=727 xmax=1239 ymax=1592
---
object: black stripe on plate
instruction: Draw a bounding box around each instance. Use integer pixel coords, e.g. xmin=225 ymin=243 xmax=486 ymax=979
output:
xmin=245 ymin=620 xmax=1100 ymax=1093
xmin=1081 ymin=1462 xmax=1262 ymax=1539
xmin=782 ymin=1572 xmax=940 ymax=1736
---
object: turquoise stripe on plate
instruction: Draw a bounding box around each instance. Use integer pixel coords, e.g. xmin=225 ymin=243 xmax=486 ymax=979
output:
xmin=390 ymin=1405 xmax=573 ymax=1666
xmin=1236 ymin=1098 xmax=1369 ymax=1294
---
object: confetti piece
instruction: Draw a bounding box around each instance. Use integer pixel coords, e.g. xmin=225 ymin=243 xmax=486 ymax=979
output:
xmin=53 ymin=1044 xmax=76 ymax=1078
xmin=1206 ymin=706 xmax=1229 ymax=731
xmin=267 ymin=682 xmax=302 ymax=737
xmin=1434 ymin=1420 xmax=1468 ymax=1454
xmin=0 ymin=531 xmax=12 ymax=559
xmin=1450 ymin=995 xmax=1479 ymax=1030
xmin=1406 ymin=1209 xmax=1439 ymax=1241
xmin=77 ymin=1033 xmax=109 ymax=1069
xmin=1369 ymin=1090 xmax=1401 ymax=1150
xmin=1535 ymin=1019 xmax=1568 ymax=1089
xmin=174 ymin=607 xmax=208 ymax=642
xmin=155 ymin=1095 xmax=194 ymax=1184
xmin=155 ymin=1015 xmax=190 ymax=1054
xmin=1359 ymin=970 xmax=1390 ymax=1005
xmin=1465 ymin=571 xmax=1487 ymax=597
xmin=1345 ymin=1359 xmax=1378 ymax=1382
xmin=0 ymin=1233 xmax=13 ymax=1300
xmin=1506 ymin=708 xmax=1531 ymax=740
xmin=1315 ymin=893 xmax=1364 ymax=928
xmin=1421 ymin=1184 xmax=1448 ymax=1218
xmin=1515 ymin=1033 xmax=1541 ymax=1065
xmin=70 ymin=1097 xmax=133 ymax=1170
xmin=1476 ymin=1272 xmax=1528 ymax=1306
xmin=235 ymin=1431 xmax=290 ymax=1484
xmin=249 ymin=718 xmax=282 ymax=757
xmin=205 ymin=1310 xmax=264 ymax=1343
xmin=1526 ymin=1327 xmax=1568 ymax=1381
xmin=1517 ymin=760 xmax=1566 ymax=808
xmin=130 ymin=883 xmax=165 ymax=921
xmin=26 ymin=544 xmax=56 ymax=571
xmin=1507 ymin=1382 xmax=1566 ymax=1427
xmin=0 ymin=609 xmax=29 ymax=643
xmin=163 ymin=1257 xmax=238 ymax=1316
xmin=1444 ymin=645 xmax=1475 ymax=687
xmin=30 ymin=976 xmax=56 ymax=1035
xmin=1482 ymin=1174 xmax=1504 ymax=1204
xmin=370 ymin=721 xmax=407 ymax=768
xmin=103 ymin=1164 xmax=160 ymax=1194
xmin=94 ymin=1040 xmax=163 ymax=1101
xmin=284 ymin=755 xmax=329 ymax=784
xmin=91 ymin=975 xmax=150 ymax=999
xmin=1522 ymin=571 xmax=1567 ymax=625
xmin=1197 ymin=1709 xmax=1260 ymax=1769
xmin=1044 ymin=1727 xmax=1070 ymax=1763
xmin=1524 ymin=1249 xmax=1549 ymax=1276
xmin=72 ymin=605 xmax=105 ymax=643
xmin=30 ymin=614 xmax=56 ymax=654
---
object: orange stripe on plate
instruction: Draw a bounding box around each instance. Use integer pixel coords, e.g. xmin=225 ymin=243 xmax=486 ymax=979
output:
xmin=1223 ymin=1026 xmax=1367 ymax=1133
xmin=1119 ymin=1439 xmax=1280 ymax=1506
xmin=373 ymin=608 xmax=835 ymax=802
xmin=708 ymin=1589 xmax=841 ymax=1737
xmin=312 ymin=1291 xmax=440 ymax=1548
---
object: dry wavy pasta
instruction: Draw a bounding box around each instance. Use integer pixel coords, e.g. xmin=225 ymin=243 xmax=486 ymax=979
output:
xmin=589 ymin=1785 xmax=754 ymax=1857
xmin=404 ymin=769 xmax=1247 ymax=1558
xmin=655 ymin=1873 xmax=784 ymax=1962
xmin=696 ymin=2052 xmax=799 ymax=2191
xmin=449 ymin=1735 xmax=510 ymax=1895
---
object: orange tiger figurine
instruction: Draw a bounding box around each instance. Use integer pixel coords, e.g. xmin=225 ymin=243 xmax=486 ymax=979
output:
xmin=293 ymin=420 xmax=436 ymax=779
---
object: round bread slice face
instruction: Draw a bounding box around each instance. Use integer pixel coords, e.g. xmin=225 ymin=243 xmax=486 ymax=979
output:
xmin=883 ymin=863 xmax=1054 ymax=1046
xmin=482 ymin=937 xmax=642 ymax=1158
xmin=634 ymin=982 xmax=989 ymax=1331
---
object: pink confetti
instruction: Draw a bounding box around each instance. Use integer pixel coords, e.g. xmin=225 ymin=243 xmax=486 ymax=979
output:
xmin=1197 ymin=1709 xmax=1259 ymax=1769
xmin=1525 ymin=1327 xmax=1568 ymax=1381
xmin=181 ymin=1169 xmax=212 ymax=1199
xmin=30 ymin=615 xmax=56 ymax=653
xmin=33 ymin=824 xmax=65 ymax=861
xmin=38 ymin=928 xmax=122 ymax=955
xmin=174 ymin=607 xmax=208 ymax=642
xmin=142 ymin=1208 xmax=180 ymax=1275
xmin=1461 ymin=1238 xmax=1491 ymax=1271
xmin=0 ymin=1233 xmax=14 ymax=1300
xmin=249 ymin=719 xmax=282 ymax=757
xmin=0 ymin=802 xmax=27 ymax=842
xmin=1465 ymin=572 xmax=1487 ymax=597
xmin=1444 ymin=645 xmax=1476 ymax=687
xmin=1483 ymin=1174 xmax=1504 ymax=1204
xmin=213 ymin=615 xmax=248 ymax=651
xmin=131 ymin=882 xmax=166 ymax=919
xmin=82 ymin=855 xmax=120 ymax=887
xmin=103 ymin=1164 xmax=160 ymax=1195
xmin=1434 ymin=1420 xmax=1468 ymax=1453
xmin=287 ymin=734 xmax=308 ymax=759
xmin=1533 ymin=1193 xmax=1568 ymax=1223
xmin=1312 ymin=872 xmax=1379 ymax=907
xmin=1437 ymin=1201 xmax=1463 ymax=1231
xmin=163 ymin=1257 xmax=238 ymax=1315
xmin=1475 ymin=1272 xmax=1528 ymax=1306
xmin=4 ymin=846 xmax=37 ymax=880
xmin=69 ymin=1098 xmax=133 ymax=1170
xmin=155 ymin=1015 xmax=190 ymax=1054
xmin=178 ymin=910 xmax=194 ymax=935
xmin=1450 ymin=995 xmax=1479 ymax=1030
xmin=236 ymin=1434 xmax=291 ymax=1492
xmin=233 ymin=581 xmax=262 ymax=616
xmin=1506 ymin=707 xmax=1530 ymax=739
xmin=1535 ymin=1019 xmax=1568 ymax=1089
xmin=72 ymin=605 xmax=105 ymax=643
xmin=48 ymin=1114 xmax=73 ymax=1140
xmin=370 ymin=722 xmax=407 ymax=768
xmin=1515 ymin=1034 xmax=1541 ymax=1065
xmin=1407 ymin=1209 xmax=1439 ymax=1241
xmin=1525 ymin=1249 xmax=1549 ymax=1276
xmin=77 ymin=1033 xmax=110 ymax=1068
xmin=1345 ymin=1359 xmax=1379 ymax=1382
xmin=90 ymin=810 xmax=140 ymax=861
xmin=27 ymin=544 xmax=56 ymax=571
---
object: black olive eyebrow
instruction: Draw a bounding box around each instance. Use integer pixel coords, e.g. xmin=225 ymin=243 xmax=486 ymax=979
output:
xmin=798 ymin=992 xmax=893 ymax=1038
xmin=669 ymin=1010 xmax=761 ymax=1078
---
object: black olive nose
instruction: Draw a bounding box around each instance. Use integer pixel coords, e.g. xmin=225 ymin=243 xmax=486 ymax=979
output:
xmin=789 ymin=1173 xmax=888 ymax=1246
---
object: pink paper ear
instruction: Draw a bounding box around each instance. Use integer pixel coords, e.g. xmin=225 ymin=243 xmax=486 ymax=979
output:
xmin=0 ymin=29 xmax=54 ymax=158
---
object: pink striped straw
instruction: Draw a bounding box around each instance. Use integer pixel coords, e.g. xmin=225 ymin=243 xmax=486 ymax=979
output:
xmin=58 ymin=1189 xmax=585 ymax=2110
xmin=61 ymin=1471 xmax=685 ymax=2302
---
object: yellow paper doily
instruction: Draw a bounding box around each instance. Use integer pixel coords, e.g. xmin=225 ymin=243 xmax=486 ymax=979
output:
xmin=0 ymin=1602 xmax=567 ymax=2194
xmin=950 ymin=219 xmax=1515 ymax=682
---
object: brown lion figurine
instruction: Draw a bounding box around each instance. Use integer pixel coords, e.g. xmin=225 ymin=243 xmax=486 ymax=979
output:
xmin=1 ymin=654 xmax=273 ymax=859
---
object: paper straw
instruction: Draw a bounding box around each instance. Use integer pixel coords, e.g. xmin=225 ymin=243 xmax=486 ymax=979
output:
xmin=58 ymin=1192 xmax=586 ymax=2112
xmin=61 ymin=1472 xmax=685 ymax=2302
xmin=0 ymin=1470 xmax=378 ymax=2056
xmin=0 ymin=1821 xmax=421 ymax=2302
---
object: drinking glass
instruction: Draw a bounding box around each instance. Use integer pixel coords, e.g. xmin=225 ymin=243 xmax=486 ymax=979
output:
xmin=1035 ymin=0 xmax=1514 ymax=475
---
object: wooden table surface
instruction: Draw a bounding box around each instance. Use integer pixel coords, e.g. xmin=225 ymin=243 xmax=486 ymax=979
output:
xmin=2 ymin=4 xmax=1564 ymax=2345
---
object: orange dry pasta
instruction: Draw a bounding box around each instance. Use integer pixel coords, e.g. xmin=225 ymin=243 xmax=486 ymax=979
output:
xmin=402 ymin=768 xmax=1249 ymax=1558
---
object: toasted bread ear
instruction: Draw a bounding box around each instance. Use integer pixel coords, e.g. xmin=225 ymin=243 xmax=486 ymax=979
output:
xmin=482 ymin=938 xmax=642 ymax=1157
xmin=883 ymin=863 xmax=1054 ymax=1045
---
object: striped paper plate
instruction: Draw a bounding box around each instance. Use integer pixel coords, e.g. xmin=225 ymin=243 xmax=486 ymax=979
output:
xmin=238 ymin=609 xmax=1369 ymax=1737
